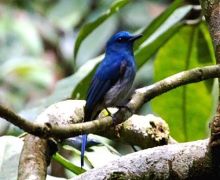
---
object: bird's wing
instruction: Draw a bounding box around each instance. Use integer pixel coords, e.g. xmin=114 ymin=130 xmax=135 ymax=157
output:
xmin=84 ymin=60 xmax=127 ymax=122
xmin=82 ymin=60 xmax=128 ymax=167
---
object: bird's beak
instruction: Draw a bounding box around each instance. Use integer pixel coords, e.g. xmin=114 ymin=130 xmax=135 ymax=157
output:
xmin=129 ymin=34 xmax=143 ymax=41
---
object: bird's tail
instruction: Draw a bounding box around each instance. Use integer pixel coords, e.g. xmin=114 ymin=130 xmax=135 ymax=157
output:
xmin=81 ymin=134 xmax=88 ymax=167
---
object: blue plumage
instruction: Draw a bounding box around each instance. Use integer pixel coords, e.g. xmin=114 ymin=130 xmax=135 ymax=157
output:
xmin=80 ymin=134 xmax=87 ymax=167
xmin=81 ymin=31 xmax=142 ymax=167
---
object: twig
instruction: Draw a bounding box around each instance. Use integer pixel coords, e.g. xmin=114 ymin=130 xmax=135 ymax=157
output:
xmin=0 ymin=64 xmax=220 ymax=139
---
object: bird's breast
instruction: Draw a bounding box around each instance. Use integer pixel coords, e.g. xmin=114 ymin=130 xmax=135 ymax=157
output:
xmin=104 ymin=65 xmax=135 ymax=107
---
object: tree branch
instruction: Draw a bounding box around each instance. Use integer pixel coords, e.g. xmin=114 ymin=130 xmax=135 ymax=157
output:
xmin=15 ymin=64 xmax=219 ymax=179
xmin=72 ymin=139 xmax=216 ymax=180
xmin=0 ymin=64 xmax=220 ymax=139
xmin=17 ymin=102 xmax=170 ymax=180
xmin=200 ymin=0 xmax=220 ymax=175
xmin=18 ymin=135 xmax=51 ymax=180
xmin=99 ymin=113 xmax=170 ymax=149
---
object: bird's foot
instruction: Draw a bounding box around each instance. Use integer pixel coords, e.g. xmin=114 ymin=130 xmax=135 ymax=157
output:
xmin=116 ymin=105 xmax=133 ymax=114
xmin=111 ymin=115 xmax=121 ymax=138
xmin=112 ymin=105 xmax=134 ymax=137
xmin=111 ymin=105 xmax=132 ymax=125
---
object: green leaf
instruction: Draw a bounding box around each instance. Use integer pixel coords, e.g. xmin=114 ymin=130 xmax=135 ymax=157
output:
xmin=0 ymin=136 xmax=23 ymax=180
xmin=61 ymin=134 xmax=120 ymax=169
xmin=195 ymin=22 xmax=215 ymax=91
xmin=73 ymin=0 xmax=129 ymax=63
xmin=53 ymin=153 xmax=86 ymax=175
xmin=47 ymin=0 xmax=89 ymax=30
xmin=86 ymin=146 xmax=120 ymax=168
xmin=197 ymin=22 xmax=215 ymax=63
xmin=135 ymin=5 xmax=193 ymax=68
xmin=75 ymin=16 xmax=117 ymax=67
xmin=71 ymin=60 xmax=100 ymax=99
xmin=62 ymin=145 xmax=93 ymax=169
xmin=135 ymin=0 xmax=184 ymax=47
xmin=0 ymin=8 xmax=43 ymax=62
xmin=21 ymin=55 xmax=103 ymax=120
xmin=152 ymin=25 xmax=214 ymax=142
xmin=135 ymin=22 xmax=184 ymax=68
xmin=47 ymin=55 xmax=102 ymax=104
xmin=0 ymin=57 xmax=53 ymax=87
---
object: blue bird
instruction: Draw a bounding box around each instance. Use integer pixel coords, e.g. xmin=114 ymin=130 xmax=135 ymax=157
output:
xmin=81 ymin=31 xmax=142 ymax=167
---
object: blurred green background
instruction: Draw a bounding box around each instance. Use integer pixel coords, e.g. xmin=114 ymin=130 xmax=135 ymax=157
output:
xmin=0 ymin=0 xmax=217 ymax=178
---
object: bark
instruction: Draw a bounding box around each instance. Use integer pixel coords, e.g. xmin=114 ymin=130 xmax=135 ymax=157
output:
xmin=17 ymin=101 xmax=170 ymax=179
xmin=18 ymin=135 xmax=50 ymax=180
xmin=0 ymin=65 xmax=219 ymax=139
xmin=200 ymin=0 xmax=220 ymax=175
xmin=73 ymin=139 xmax=215 ymax=180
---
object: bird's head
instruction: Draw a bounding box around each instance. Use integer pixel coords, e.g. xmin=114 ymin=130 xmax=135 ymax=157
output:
xmin=106 ymin=31 xmax=142 ymax=55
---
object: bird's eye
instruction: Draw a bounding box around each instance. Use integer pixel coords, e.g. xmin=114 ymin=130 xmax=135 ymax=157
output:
xmin=117 ymin=37 xmax=127 ymax=43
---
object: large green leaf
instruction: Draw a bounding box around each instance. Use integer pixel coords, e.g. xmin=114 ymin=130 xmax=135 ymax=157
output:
xmin=47 ymin=0 xmax=89 ymax=30
xmin=152 ymin=25 xmax=214 ymax=142
xmin=21 ymin=55 xmax=103 ymax=120
xmin=196 ymin=22 xmax=215 ymax=91
xmin=135 ymin=5 xmax=193 ymax=68
xmin=0 ymin=57 xmax=53 ymax=87
xmin=45 ymin=55 xmax=103 ymax=106
xmin=75 ymin=16 xmax=117 ymax=67
xmin=0 ymin=7 xmax=43 ymax=63
xmin=135 ymin=0 xmax=184 ymax=47
xmin=73 ymin=0 xmax=129 ymax=63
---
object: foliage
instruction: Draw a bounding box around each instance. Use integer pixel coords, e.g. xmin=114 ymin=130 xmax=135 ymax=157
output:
xmin=153 ymin=24 xmax=215 ymax=141
xmin=0 ymin=0 xmax=216 ymax=178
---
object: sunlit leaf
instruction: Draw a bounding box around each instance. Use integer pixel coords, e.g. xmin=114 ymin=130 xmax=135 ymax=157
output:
xmin=196 ymin=23 xmax=215 ymax=91
xmin=135 ymin=0 xmax=184 ymax=47
xmin=47 ymin=0 xmax=89 ymax=30
xmin=73 ymin=0 xmax=129 ymax=63
xmin=47 ymin=55 xmax=102 ymax=105
xmin=0 ymin=8 xmax=43 ymax=62
xmin=135 ymin=22 xmax=183 ymax=68
xmin=86 ymin=146 xmax=120 ymax=168
xmin=152 ymin=25 xmax=214 ymax=141
xmin=135 ymin=5 xmax=193 ymax=68
xmin=76 ymin=16 xmax=117 ymax=67
xmin=53 ymin=153 xmax=86 ymax=175
xmin=0 ymin=57 xmax=53 ymax=87
xmin=21 ymin=55 xmax=103 ymax=120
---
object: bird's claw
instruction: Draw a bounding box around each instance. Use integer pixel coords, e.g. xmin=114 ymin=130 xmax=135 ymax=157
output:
xmin=116 ymin=105 xmax=132 ymax=113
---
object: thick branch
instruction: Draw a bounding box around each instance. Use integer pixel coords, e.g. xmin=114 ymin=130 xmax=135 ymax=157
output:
xmin=34 ymin=101 xmax=171 ymax=148
xmin=73 ymin=139 xmax=215 ymax=180
xmin=18 ymin=101 xmax=170 ymax=179
xmin=200 ymin=0 xmax=220 ymax=174
xmin=200 ymin=0 xmax=220 ymax=60
xmin=0 ymin=64 xmax=220 ymax=139
xmin=18 ymin=135 xmax=50 ymax=180
xmin=98 ymin=113 xmax=170 ymax=148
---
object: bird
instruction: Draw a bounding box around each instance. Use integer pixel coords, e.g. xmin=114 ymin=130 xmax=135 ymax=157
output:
xmin=81 ymin=31 xmax=142 ymax=167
